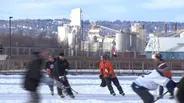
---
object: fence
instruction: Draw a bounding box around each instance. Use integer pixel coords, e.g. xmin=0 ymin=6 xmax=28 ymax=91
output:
xmin=1 ymin=47 xmax=145 ymax=58
xmin=0 ymin=59 xmax=184 ymax=75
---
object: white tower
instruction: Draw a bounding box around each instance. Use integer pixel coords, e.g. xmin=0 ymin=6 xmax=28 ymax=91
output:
xmin=70 ymin=8 xmax=82 ymax=27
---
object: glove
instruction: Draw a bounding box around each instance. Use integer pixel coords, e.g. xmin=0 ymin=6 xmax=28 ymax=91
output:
xmin=59 ymin=76 xmax=65 ymax=81
xmin=100 ymin=77 xmax=106 ymax=87
xmin=65 ymin=69 xmax=69 ymax=75
xmin=99 ymin=74 xmax=103 ymax=79
xmin=107 ymin=74 xmax=113 ymax=79
xmin=46 ymin=69 xmax=51 ymax=75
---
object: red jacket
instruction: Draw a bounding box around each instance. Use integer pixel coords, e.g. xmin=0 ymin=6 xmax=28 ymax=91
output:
xmin=157 ymin=62 xmax=172 ymax=78
xmin=99 ymin=60 xmax=116 ymax=78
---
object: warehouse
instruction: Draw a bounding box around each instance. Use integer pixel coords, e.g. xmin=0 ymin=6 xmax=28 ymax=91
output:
xmin=145 ymin=37 xmax=184 ymax=59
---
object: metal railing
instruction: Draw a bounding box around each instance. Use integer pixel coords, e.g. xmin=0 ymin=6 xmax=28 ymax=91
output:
xmin=1 ymin=46 xmax=144 ymax=58
xmin=0 ymin=59 xmax=184 ymax=71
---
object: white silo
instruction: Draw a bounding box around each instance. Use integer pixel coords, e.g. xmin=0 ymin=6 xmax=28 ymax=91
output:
xmin=125 ymin=33 xmax=130 ymax=51
xmin=137 ymin=29 xmax=146 ymax=54
xmin=70 ymin=8 xmax=82 ymax=27
xmin=180 ymin=32 xmax=184 ymax=38
xmin=57 ymin=24 xmax=70 ymax=43
xmin=130 ymin=33 xmax=137 ymax=51
xmin=115 ymin=32 xmax=126 ymax=52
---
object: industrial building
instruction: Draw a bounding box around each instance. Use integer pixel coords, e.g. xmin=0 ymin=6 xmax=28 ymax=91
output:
xmin=57 ymin=8 xmax=82 ymax=56
xmin=57 ymin=8 xmax=147 ymax=57
xmin=145 ymin=32 xmax=184 ymax=59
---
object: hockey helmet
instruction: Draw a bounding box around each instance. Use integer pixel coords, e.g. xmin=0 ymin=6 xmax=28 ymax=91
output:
xmin=153 ymin=53 xmax=162 ymax=60
xmin=102 ymin=54 xmax=110 ymax=60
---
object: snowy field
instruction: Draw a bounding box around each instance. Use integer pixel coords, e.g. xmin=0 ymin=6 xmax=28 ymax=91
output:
xmin=0 ymin=75 xmax=181 ymax=103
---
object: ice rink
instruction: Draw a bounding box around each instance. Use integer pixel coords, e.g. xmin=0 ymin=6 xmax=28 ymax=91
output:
xmin=0 ymin=75 xmax=180 ymax=103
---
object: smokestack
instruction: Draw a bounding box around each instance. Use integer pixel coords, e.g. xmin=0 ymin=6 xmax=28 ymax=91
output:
xmin=174 ymin=22 xmax=177 ymax=32
xmin=164 ymin=23 xmax=167 ymax=33
xmin=142 ymin=24 xmax=145 ymax=29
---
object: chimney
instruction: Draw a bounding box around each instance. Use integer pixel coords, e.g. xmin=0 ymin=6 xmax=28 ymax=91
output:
xmin=164 ymin=23 xmax=167 ymax=33
xmin=174 ymin=22 xmax=177 ymax=32
xmin=142 ymin=24 xmax=145 ymax=29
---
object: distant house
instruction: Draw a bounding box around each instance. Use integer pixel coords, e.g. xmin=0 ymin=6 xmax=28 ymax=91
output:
xmin=145 ymin=37 xmax=184 ymax=59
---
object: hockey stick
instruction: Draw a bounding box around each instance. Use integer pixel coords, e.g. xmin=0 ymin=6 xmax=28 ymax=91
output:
xmin=71 ymin=88 xmax=79 ymax=94
xmin=154 ymin=90 xmax=169 ymax=102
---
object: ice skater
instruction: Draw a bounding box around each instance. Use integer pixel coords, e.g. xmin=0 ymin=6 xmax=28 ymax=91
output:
xmin=152 ymin=53 xmax=174 ymax=99
xmin=131 ymin=69 xmax=177 ymax=103
xmin=55 ymin=52 xmax=75 ymax=98
xmin=45 ymin=54 xmax=56 ymax=95
xmin=99 ymin=54 xmax=125 ymax=96
xmin=23 ymin=49 xmax=49 ymax=103
xmin=176 ymin=77 xmax=184 ymax=103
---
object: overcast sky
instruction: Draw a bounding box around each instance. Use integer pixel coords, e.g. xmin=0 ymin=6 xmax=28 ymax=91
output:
xmin=1 ymin=0 xmax=184 ymax=22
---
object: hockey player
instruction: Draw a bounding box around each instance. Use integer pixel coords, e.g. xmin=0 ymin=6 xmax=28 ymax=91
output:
xmin=99 ymin=56 xmax=106 ymax=87
xmin=55 ymin=52 xmax=75 ymax=98
xmin=176 ymin=77 xmax=184 ymax=103
xmin=152 ymin=53 xmax=174 ymax=99
xmin=23 ymin=50 xmax=49 ymax=103
xmin=99 ymin=54 xmax=125 ymax=96
xmin=45 ymin=55 xmax=56 ymax=95
xmin=131 ymin=69 xmax=177 ymax=103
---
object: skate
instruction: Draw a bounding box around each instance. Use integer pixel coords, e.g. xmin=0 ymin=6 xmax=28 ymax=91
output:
xmin=69 ymin=94 xmax=75 ymax=99
xmin=120 ymin=93 xmax=125 ymax=96
xmin=60 ymin=94 xmax=65 ymax=98
xmin=111 ymin=92 xmax=116 ymax=96
xmin=120 ymin=92 xmax=125 ymax=96
xmin=156 ymin=95 xmax=163 ymax=99
xmin=169 ymin=94 xmax=174 ymax=99
xmin=51 ymin=91 xmax=54 ymax=96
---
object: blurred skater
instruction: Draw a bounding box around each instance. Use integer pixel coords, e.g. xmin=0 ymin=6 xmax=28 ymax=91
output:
xmin=176 ymin=77 xmax=184 ymax=103
xmin=23 ymin=49 xmax=49 ymax=103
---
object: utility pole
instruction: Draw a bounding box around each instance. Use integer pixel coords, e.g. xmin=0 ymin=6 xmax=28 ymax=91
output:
xmin=9 ymin=16 xmax=13 ymax=70
xmin=9 ymin=16 xmax=13 ymax=58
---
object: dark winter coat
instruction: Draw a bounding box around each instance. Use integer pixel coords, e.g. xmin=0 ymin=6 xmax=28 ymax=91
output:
xmin=176 ymin=77 xmax=184 ymax=103
xmin=55 ymin=57 xmax=69 ymax=77
xmin=45 ymin=58 xmax=56 ymax=77
xmin=23 ymin=57 xmax=44 ymax=92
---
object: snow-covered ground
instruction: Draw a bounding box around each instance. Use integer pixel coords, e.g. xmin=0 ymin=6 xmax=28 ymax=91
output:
xmin=0 ymin=75 xmax=180 ymax=103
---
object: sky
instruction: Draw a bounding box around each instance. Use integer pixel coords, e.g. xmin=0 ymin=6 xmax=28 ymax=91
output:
xmin=1 ymin=0 xmax=184 ymax=22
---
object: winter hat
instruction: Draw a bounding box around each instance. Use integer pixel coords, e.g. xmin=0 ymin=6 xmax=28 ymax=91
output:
xmin=102 ymin=54 xmax=110 ymax=60
xmin=59 ymin=52 xmax=64 ymax=56
xmin=152 ymin=53 xmax=162 ymax=60
xmin=49 ymin=54 xmax=54 ymax=58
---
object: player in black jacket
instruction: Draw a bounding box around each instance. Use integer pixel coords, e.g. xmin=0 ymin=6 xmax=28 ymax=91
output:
xmin=55 ymin=52 xmax=74 ymax=98
xmin=24 ymin=50 xmax=49 ymax=103
xmin=45 ymin=55 xmax=56 ymax=96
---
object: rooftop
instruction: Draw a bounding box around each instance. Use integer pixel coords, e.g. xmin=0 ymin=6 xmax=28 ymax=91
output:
xmin=145 ymin=37 xmax=184 ymax=52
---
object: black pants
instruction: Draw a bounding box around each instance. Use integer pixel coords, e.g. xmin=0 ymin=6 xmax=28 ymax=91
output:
xmin=27 ymin=91 xmax=40 ymax=103
xmin=57 ymin=76 xmax=73 ymax=96
xmin=105 ymin=77 xmax=124 ymax=94
xmin=48 ymin=75 xmax=54 ymax=92
xmin=159 ymin=77 xmax=173 ymax=96
xmin=100 ymin=77 xmax=106 ymax=87
xmin=131 ymin=82 xmax=154 ymax=103
xmin=177 ymin=77 xmax=184 ymax=103
xmin=159 ymin=86 xmax=174 ymax=96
